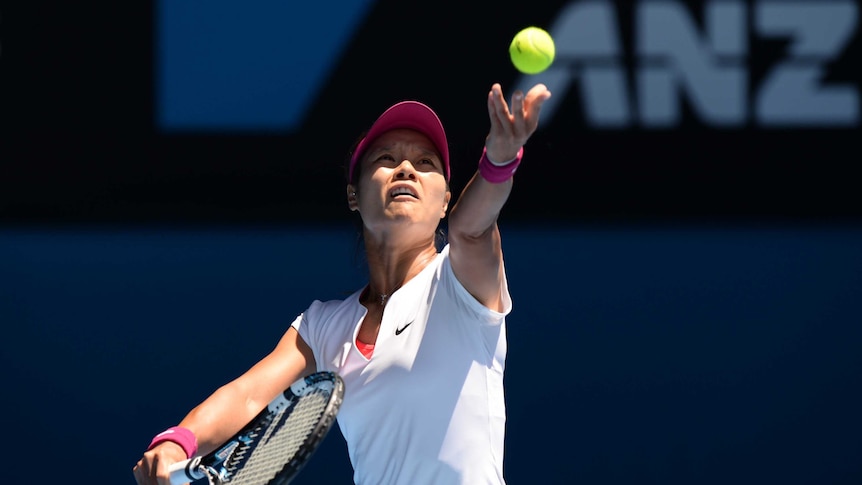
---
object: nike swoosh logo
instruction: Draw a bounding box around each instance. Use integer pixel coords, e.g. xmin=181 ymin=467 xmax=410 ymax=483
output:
xmin=395 ymin=321 xmax=413 ymax=336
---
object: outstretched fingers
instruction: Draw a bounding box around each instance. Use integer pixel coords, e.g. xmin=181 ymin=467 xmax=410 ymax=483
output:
xmin=509 ymin=90 xmax=528 ymax=139
xmin=487 ymin=83 xmax=511 ymax=136
xmin=484 ymin=82 xmax=552 ymax=163
xmin=522 ymin=83 xmax=552 ymax=133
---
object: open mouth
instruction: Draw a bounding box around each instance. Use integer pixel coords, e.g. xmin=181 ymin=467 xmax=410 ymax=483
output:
xmin=390 ymin=186 xmax=418 ymax=199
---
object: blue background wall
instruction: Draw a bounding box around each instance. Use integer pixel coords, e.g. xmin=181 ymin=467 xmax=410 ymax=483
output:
xmin=2 ymin=223 xmax=860 ymax=484
xmin=2 ymin=0 xmax=861 ymax=483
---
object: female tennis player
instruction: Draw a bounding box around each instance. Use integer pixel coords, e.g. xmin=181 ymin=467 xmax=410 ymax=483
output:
xmin=133 ymin=81 xmax=551 ymax=485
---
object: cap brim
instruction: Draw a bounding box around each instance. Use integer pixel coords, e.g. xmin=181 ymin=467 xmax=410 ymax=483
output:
xmin=349 ymin=101 xmax=450 ymax=181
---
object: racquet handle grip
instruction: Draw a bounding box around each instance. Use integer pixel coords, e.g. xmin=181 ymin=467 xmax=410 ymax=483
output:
xmin=168 ymin=456 xmax=205 ymax=484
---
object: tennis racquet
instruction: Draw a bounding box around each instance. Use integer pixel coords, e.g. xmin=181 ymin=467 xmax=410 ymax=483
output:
xmin=168 ymin=371 xmax=345 ymax=485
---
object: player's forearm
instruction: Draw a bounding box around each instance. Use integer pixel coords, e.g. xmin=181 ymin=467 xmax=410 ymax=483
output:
xmin=178 ymin=382 xmax=261 ymax=456
xmin=449 ymin=171 xmax=512 ymax=238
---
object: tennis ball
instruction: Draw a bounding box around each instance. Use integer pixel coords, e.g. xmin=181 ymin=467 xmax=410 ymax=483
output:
xmin=509 ymin=26 xmax=555 ymax=74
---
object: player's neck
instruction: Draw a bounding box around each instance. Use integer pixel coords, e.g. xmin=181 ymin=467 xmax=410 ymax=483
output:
xmin=365 ymin=245 xmax=436 ymax=300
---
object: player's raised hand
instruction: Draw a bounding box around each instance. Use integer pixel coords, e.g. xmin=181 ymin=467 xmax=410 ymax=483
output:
xmin=485 ymin=82 xmax=551 ymax=163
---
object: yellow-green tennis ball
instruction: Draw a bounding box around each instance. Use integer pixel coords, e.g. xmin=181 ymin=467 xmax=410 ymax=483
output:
xmin=509 ymin=27 xmax=555 ymax=74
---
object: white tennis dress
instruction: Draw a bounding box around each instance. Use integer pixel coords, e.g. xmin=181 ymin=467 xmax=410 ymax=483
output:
xmin=291 ymin=244 xmax=512 ymax=484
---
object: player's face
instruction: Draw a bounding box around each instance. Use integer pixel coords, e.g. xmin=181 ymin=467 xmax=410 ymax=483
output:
xmin=349 ymin=129 xmax=450 ymax=234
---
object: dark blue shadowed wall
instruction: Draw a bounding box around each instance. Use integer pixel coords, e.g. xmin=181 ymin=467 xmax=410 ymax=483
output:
xmin=2 ymin=223 xmax=860 ymax=484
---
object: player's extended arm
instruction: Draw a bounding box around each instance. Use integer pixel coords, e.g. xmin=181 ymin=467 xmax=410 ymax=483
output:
xmin=448 ymin=83 xmax=550 ymax=311
xmin=133 ymin=327 xmax=315 ymax=485
xmin=180 ymin=327 xmax=315 ymax=455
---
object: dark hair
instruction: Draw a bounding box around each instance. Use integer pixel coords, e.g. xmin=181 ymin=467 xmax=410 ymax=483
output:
xmin=345 ymin=131 xmax=368 ymax=186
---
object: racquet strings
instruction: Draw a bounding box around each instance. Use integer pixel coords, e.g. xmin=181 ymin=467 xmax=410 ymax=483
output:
xmin=222 ymin=387 xmax=334 ymax=484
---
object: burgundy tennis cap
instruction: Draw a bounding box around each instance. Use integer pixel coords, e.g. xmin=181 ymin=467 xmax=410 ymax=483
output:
xmin=348 ymin=101 xmax=450 ymax=182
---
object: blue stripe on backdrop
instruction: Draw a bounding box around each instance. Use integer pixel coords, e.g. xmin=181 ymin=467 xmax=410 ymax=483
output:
xmin=1 ymin=224 xmax=860 ymax=484
xmin=156 ymin=0 xmax=374 ymax=132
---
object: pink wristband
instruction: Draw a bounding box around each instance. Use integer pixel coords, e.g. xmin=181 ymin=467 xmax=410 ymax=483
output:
xmin=147 ymin=426 xmax=198 ymax=459
xmin=478 ymin=147 xmax=523 ymax=183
